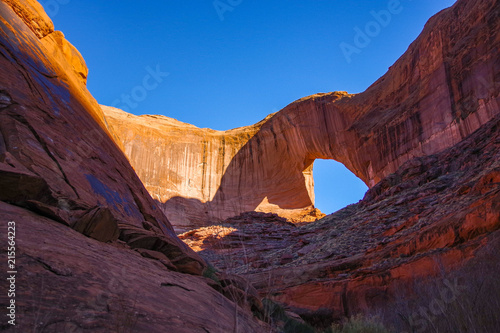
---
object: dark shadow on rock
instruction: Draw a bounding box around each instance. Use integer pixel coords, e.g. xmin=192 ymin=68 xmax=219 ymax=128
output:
xmin=160 ymin=93 xmax=365 ymax=229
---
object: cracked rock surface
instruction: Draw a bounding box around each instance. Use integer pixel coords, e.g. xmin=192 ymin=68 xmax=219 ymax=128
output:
xmin=0 ymin=1 xmax=270 ymax=331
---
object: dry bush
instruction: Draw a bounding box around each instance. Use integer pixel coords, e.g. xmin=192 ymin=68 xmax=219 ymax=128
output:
xmin=385 ymin=253 xmax=500 ymax=333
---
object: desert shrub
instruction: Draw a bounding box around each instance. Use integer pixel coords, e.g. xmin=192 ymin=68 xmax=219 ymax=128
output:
xmin=330 ymin=315 xmax=390 ymax=333
xmin=388 ymin=251 xmax=500 ymax=333
xmin=262 ymin=298 xmax=318 ymax=332
xmin=202 ymin=263 xmax=220 ymax=283
xmin=262 ymin=298 xmax=287 ymax=323
xmin=283 ymin=319 xmax=316 ymax=333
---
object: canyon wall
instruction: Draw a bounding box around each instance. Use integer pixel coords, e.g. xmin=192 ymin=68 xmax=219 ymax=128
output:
xmin=175 ymin=1 xmax=500 ymax=327
xmin=103 ymin=106 xmax=288 ymax=232
xmin=0 ymin=1 xmax=269 ymax=331
xmin=104 ymin=0 xmax=499 ymax=230
xmin=181 ymin=111 xmax=500 ymax=328
xmin=0 ymin=0 xmax=175 ymax=243
xmin=1 ymin=0 xmax=498 ymax=330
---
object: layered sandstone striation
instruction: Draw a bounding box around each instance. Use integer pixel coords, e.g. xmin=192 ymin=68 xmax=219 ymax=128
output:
xmin=102 ymin=106 xmax=289 ymax=231
xmin=181 ymin=108 xmax=500 ymax=330
xmin=1 ymin=0 xmax=499 ymax=331
xmin=104 ymin=0 xmax=499 ymax=230
xmin=0 ymin=1 xmax=269 ymax=331
xmin=158 ymin=0 xmax=500 ymax=329
xmin=0 ymin=202 xmax=269 ymax=332
xmin=176 ymin=0 xmax=500 ymax=328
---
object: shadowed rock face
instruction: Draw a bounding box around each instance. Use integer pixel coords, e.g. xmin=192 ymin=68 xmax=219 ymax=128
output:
xmin=104 ymin=0 xmax=499 ymax=231
xmin=0 ymin=202 xmax=270 ymax=332
xmin=105 ymin=0 xmax=500 ymax=328
xmin=0 ymin=1 xmax=270 ymax=331
xmin=0 ymin=0 xmax=187 ymax=258
xmin=182 ymin=112 xmax=500 ymax=328
xmin=1 ymin=0 xmax=499 ymax=331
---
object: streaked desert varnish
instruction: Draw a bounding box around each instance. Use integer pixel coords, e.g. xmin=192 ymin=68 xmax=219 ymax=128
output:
xmin=104 ymin=0 xmax=499 ymax=230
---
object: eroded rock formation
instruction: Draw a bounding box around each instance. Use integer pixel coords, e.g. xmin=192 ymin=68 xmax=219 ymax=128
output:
xmin=104 ymin=0 xmax=499 ymax=231
xmin=1 ymin=0 xmax=499 ymax=331
xmin=0 ymin=1 xmax=269 ymax=331
xmin=182 ymin=112 xmax=500 ymax=329
xmin=174 ymin=0 xmax=500 ymax=329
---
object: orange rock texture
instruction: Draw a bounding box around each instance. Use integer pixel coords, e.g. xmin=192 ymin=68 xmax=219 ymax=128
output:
xmin=0 ymin=1 xmax=270 ymax=331
xmin=1 ymin=0 xmax=499 ymax=331
xmin=174 ymin=0 xmax=500 ymax=328
xmin=179 ymin=93 xmax=500 ymax=330
xmin=104 ymin=0 xmax=499 ymax=231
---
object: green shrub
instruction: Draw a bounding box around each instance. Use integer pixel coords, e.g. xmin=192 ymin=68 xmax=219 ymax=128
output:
xmin=283 ymin=319 xmax=316 ymax=333
xmin=330 ymin=315 xmax=390 ymax=333
xmin=262 ymin=298 xmax=317 ymax=332
xmin=262 ymin=298 xmax=286 ymax=323
xmin=202 ymin=263 xmax=220 ymax=283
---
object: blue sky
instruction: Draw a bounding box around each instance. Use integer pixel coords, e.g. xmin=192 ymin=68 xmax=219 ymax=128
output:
xmin=44 ymin=0 xmax=456 ymax=214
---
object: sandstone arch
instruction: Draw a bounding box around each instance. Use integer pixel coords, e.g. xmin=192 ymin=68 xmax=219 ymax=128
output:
xmin=207 ymin=92 xmax=364 ymax=223
xmin=103 ymin=0 xmax=499 ymax=231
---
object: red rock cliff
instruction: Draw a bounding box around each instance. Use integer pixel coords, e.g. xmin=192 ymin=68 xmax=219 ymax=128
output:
xmin=104 ymin=0 xmax=499 ymax=230
xmin=0 ymin=1 xmax=270 ymax=331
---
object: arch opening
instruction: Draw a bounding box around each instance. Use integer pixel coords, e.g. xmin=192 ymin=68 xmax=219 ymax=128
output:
xmin=312 ymin=159 xmax=368 ymax=215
